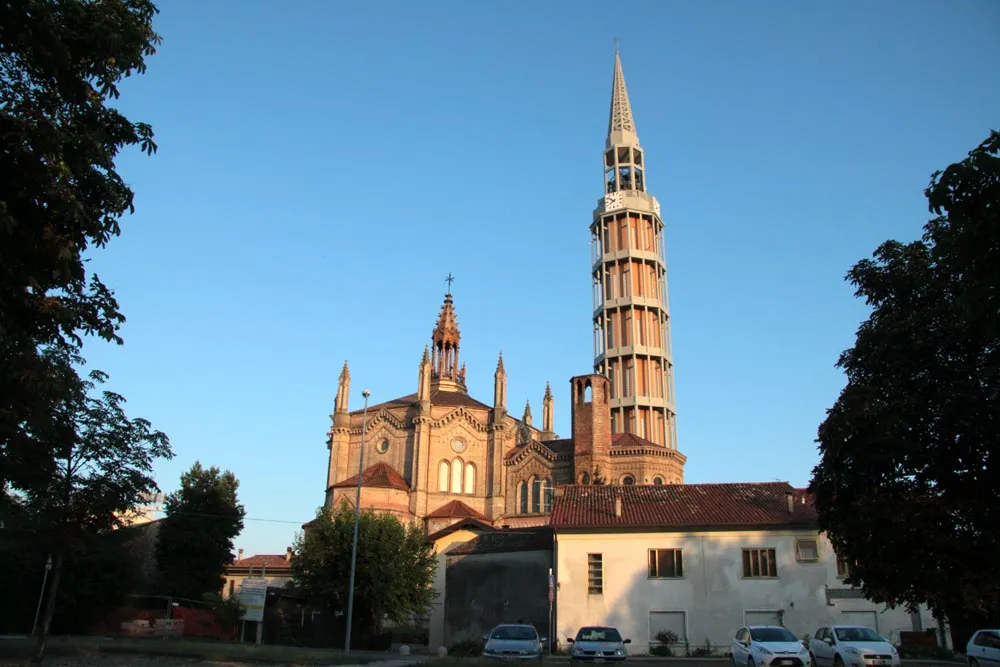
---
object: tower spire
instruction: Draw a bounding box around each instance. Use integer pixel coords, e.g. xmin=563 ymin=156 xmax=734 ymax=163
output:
xmin=607 ymin=46 xmax=639 ymax=150
xmin=430 ymin=290 xmax=464 ymax=391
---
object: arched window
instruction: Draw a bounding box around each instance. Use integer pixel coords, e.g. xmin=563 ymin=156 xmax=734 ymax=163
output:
xmin=621 ymin=474 xmax=636 ymax=486
xmin=653 ymin=476 xmax=665 ymax=486
xmin=438 ymin=461 xmax=450 ymax=492
xmin=519 ymin=481 xmax=528 ymax=514
xmin=451 ymin=457 xmax=463 ymax=493
xmin=531 ymin=476 xmax=541 ymax=513
xmin=463 ymin=463 xmax=475 ymax=494
xmin=581 ymin=471 xmax=591 ymax=485
xmin=543 ymin=479 xmax=553 ymax=512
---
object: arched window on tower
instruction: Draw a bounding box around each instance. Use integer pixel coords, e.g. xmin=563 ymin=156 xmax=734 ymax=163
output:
xmin=531 ymin=476 xmax=541 ymax=513
xmin=438 ymin=461 xmax=450 ymax=492
xmin=543 ymin=479 xmax=553 ymax=512
xmin=519 ymin=481 xmax=528 ymax=514
xmin=463 ymin=463 xmax=475 ymax=494
xmin=451 ymin=457 xmax=463 ymax=493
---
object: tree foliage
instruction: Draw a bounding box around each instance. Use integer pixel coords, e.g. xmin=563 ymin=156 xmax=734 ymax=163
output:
xmin=292 ymin=502 xmax=437 ymax=640
xmin=0 ymin=0 xmax=160 ymax=494
xmin=156 ymin=462 xmax=246 ymax=601
xmin=809 ymin=131 xmax=1000 ymax=622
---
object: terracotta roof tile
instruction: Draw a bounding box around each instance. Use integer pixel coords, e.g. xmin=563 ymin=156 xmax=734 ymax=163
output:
xmin=550 ymin=482 xmax=817 ymax=530
xmin=612 ymin=433 xmax=658 ymax=448
xmin=504 ymin=438 xmax=573 ymax=461
xmin=228 ymin=554 xmax=292 ymax=571
xmin=331 ymin=462 xmax=409 ymax=491
xmin=426 ymin=500 xmax=489 ymax=521
xmin=349 ymin=389 xmax=490 ymax=415
xmin=427 ymin=517 xmax=495 ymax=542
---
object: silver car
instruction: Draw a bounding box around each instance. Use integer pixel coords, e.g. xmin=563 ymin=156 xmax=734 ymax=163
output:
xmin=482 ymin=624 xmax=547 ymax=661
xmin=568 ymin=625 xmax=631 ymax=664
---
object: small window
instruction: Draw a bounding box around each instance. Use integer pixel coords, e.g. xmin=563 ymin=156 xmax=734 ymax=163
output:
xmin=621 ymin=474 xmax=635 ymax=486
xmin=587 ymin=553 xmax=603 ymax=595
xmin=836 ymin=554 xmax=853 ymax=578
xmin=742 ymin=548 xmax=778 ymax=578
xmin=376 ymin=438 xmax=389 ymax=454
xmin=652 ymin=476 xmax=664 ymax=485
xmin=648 ymin=548 xmax=683 ymax=578
xmin=796 ymin=539 xmax=819 ymax=562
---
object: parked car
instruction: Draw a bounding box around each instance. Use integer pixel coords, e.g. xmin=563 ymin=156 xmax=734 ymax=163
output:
xmin=809 ymin=625 xmax=900 ymax=667
xmin=567 ymin=625 xmax=632 ymax=664
xmin=481 ymin=623 xmax=547 ymax=661
xmin=732 ymin=625 xmax=812 ymax=667
xmin=965 ymin=629 xmax=1000 ymax=667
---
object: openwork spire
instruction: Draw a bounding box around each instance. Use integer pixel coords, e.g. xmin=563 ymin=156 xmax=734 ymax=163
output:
xmin=607 ymin=48 xmax=639 ymax=148
xmin=431 ymin=290 xmax=463 ymax=387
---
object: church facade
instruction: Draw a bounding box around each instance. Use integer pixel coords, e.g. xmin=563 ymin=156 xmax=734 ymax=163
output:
xmin=324 ymin=49 xmax=685 ymax=532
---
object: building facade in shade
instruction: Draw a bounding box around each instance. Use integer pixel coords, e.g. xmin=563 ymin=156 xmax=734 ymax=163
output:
xmin=591 ymin=49 xmax=681 ymax=479
xmin=321 ymin=49 xmax=686 ymax=532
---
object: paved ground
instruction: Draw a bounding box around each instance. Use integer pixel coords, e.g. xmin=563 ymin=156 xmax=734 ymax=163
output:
xmin=0 ymin=658 xmax=425 ymax=667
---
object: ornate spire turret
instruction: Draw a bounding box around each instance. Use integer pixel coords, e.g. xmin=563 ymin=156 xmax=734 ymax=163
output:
xmin=417 ymin=345 xmax=432 ymax=404
xmin=523 ymin=400 xmax=533 ymax=428
xmin=334 ymin=361 xmax=350 ymax=414
xmin=541 ymin=382 xmax=555 ymax=440
xmin=430 ymin=277 xmax=465 ymax=391
xmin=493 ymin=352 xmax=507 ymax=413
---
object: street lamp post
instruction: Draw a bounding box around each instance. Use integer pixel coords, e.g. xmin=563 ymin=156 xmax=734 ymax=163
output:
xmin=344 ymin=389 xmax=371 ymax=655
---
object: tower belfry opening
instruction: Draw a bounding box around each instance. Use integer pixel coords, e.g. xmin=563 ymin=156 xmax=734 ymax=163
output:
xmin=431 ymin=285 xmax=466 ymax=391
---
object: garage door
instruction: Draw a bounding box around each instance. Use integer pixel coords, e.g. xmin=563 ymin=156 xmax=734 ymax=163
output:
xmin=649 ymin=611 xmax=688 ymax=643
xmin=841 ymin=611 xmax=878 ymax=632
xmin=745 ymin=611 xmax=783 ymax=627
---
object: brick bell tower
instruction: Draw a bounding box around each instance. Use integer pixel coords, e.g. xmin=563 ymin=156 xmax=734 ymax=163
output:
xmin=570 ymin=374 xmax=612 ymax=484
xmin=590 ymin=48 xmax=683 ymax=475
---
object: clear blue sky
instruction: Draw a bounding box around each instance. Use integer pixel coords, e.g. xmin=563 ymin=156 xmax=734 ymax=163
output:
xmin=85 ymin=0 xmax=999 ymax=556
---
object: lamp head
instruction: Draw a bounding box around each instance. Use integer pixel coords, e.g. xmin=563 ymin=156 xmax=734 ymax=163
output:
xmin=362 ymin=389 xmax=371 ymax=399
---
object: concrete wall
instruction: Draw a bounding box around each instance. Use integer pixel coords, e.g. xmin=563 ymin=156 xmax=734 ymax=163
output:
xmin=555 ymin=529 xmax=940 ymax=655
xmin=445 ymin=549 xmax=553 ymax=645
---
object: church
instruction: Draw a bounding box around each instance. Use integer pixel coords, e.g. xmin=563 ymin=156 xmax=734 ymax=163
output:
xmin=323 ymin=49 xmax=686 ymax=533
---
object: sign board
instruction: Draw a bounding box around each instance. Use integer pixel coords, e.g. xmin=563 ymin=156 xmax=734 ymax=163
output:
xmin=238 ymin=578 xmax=268 ymax=622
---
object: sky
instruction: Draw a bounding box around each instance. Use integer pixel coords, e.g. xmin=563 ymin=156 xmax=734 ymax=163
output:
xmin=83 ymin=0 xmax=1000 ymax=556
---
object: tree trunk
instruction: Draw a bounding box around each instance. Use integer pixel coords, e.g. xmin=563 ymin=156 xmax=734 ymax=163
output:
xmin=31 ymin=550 xmax=64 ymax=664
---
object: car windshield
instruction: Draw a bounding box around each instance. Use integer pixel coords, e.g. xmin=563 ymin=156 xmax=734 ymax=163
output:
xmin=750 ymin=628 xmax=798 ymax=643
xmin=835 ymin=628 xmax=884 ymax=642
xmin=492 ymin=626 xmax=538 ymax=641
xmin=577 ymin=628 xmax=623 ymax=642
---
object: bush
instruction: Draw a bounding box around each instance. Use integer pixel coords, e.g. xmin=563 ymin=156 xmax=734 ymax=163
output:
xmin=650 ymin=629 xmax=679 ymax=656
xmin=449 ymin=639 xmax=482 ymax=657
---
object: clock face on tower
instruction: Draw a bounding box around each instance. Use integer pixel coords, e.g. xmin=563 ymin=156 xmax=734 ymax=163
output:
xmin=451 ymin=438 xmax=467 ymax=454
xmin=605 ymin=191 xmax=624 ymax=212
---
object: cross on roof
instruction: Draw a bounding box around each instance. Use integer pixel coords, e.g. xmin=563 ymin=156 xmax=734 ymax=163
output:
xmin=445 ymin=273 xmax=455 ymax=292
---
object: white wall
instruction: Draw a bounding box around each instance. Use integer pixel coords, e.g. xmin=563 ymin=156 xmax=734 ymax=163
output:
xmin=555 ymin=529 xmax=938 ymax=655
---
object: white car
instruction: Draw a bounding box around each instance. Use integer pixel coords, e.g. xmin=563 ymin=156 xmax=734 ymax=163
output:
xmin=965 ymin=629 xmax=1000 ymax=667
xmin=809 ymin=625 xmax=900 ymax=667
xmin=732 ymin=625 xmax=812 ymax=667
xmin=567 ymin=625 xmax=632 ymax=664
xmin=481 ymin=624 xmax=547 ymax=661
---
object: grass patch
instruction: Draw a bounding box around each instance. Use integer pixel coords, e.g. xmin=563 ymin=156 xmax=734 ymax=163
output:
xmin=0 ymin=636 xmax=391 ymax=665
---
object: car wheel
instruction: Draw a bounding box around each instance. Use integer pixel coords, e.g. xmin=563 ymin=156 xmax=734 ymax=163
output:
xmin=809 ymin=653 xmax=816 ymax=666
xmin=834 ymin=656 xmax=843 ymax=667
xmin=969 ymin=660 xmax=979 ymax=667
xmin=749 ymin=658 xmax=756 ymax=667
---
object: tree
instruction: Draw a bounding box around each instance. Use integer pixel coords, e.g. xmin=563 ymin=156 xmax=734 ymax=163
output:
xmin=0 ymin=0 xmax=160 ymax=496
xmin=292 ymin=501 xmax=437 ymax=644
xmin=24 ymin=347 xmax=171 ymax=662
xmin=809 ymin=131 xmax=1000 ymax=628
xmin=156 ymin=462 xmax=246 ymax=601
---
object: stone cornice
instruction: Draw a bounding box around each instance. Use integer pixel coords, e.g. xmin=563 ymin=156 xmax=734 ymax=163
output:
xmin=429 ymin=406 xmax=489 ymax=432
xmin=610 ymin=446 xmax=687 ymax=463
xmin=350 ymin=407 xmax=407 ymax=434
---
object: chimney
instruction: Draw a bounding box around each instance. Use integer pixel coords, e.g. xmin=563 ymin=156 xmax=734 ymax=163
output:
xmin=614 ymin=495 xmax=622 ymax=518
xmin=237 ymin=548 xmax=244 ymax=560
xmin=285 ymin=546 xmax=293 ymax=561
xmin=786 ymin=492 xmax=794 ymax=513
